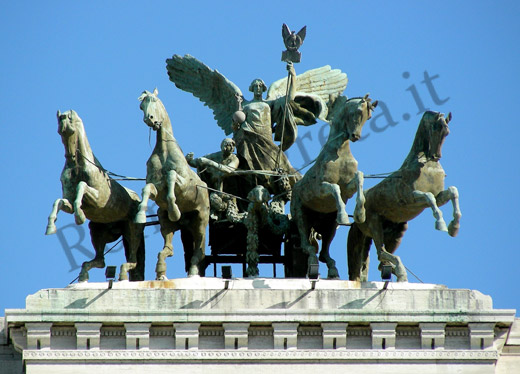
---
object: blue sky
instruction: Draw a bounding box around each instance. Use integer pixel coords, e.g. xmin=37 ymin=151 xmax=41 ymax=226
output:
xmin=1 ymin=1 xmax=519 ymax=315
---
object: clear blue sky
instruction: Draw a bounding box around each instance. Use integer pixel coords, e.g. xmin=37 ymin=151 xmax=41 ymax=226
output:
xmin=1 ymin=1 xmax=519 ymax=315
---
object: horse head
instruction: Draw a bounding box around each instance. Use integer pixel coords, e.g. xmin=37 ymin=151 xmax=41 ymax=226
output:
xmin=57 ymin=109 xmax=84 ymax=162
xmin=419 ymin=111 xmax=451 ymax=161
xmin=331 ymin=93 xmax=378 ymax=142
xmin=138 ymin=88 xmax=167 ymax=131
xmin=247 ymin=185 xmax=271 ymax=207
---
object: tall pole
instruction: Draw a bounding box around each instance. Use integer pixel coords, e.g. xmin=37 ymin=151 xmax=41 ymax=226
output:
xmin=275 ymin=23 xmax=306 ymax=170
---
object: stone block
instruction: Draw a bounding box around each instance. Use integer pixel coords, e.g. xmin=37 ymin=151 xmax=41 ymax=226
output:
xmin=419 ymin=323 xmax=446 ymax=350
xmin=75 ymin=323 xmax=102 ymax=350
xmin=124 ymin=323 xmax=151 ymax=350
xmin=174 ymin=323 xmax=200 ymax=350
xmin=273 ymin=323 xmax=298 ymax=350
xmin=322 ymin=322 xmax=347 ymax=349
xmin=469 ymin=323 xmax=496 ymax=350
xmin=371 ymin=322 xmax=397 ymax=350
xmin=25 ymin=323 xmax=52 ymax=350
xmin=223 ymin=323 xmax=250 ymax=350
xmin=505 ymin=318 xmax=520 ymax=346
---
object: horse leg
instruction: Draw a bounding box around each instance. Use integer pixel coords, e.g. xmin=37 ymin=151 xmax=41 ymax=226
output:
xmin=166 ymin=170 xmax=182 ymax=222
xmin=119 ymin=222 xmax=145 ymax=281
xmin=78 ymin=222 xmax=118 ymax=282
xmin=131 ymin=223 xmax=146 ymax=281
xmin=291 ymin=194 xmax=319 ymax=272
xmin=413 ymin=191 xmax=448 ymax=232
xmin=155 ymin=209 xmax=175 ymax=280
xmin=45 ymin=198 xmax=73 ymax=235
xmin=347 ymin=223 xmax=372 ymax=282
xmin=435 ymin=186 xmax=462 ymax=237
xmin=318 ymin=222 xmax=340 ymax=279
xmin=345 ymin=171 xmax=366 ymax=224
xmin=319 ymin=182 xmax=349 ymax=225
xmin=186 ymin=214 xmax=207 ymax=277
xmin=135 ymin=183 xmax=157 ymax=224
xmin=359 ymin=241 xmax=371 ymax=282
xmin=371 ymin=219 xmax=408 ymax=282
xmin=74 ymin=181 xmax=99 ymax=225
xmin=180 ymin=229 xmax=195 ymax=276
xmin=244 ymin=206 xmax=260 ymax=278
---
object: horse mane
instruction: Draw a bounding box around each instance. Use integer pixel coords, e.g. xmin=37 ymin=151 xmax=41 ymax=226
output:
xmin=138 ymin=88 xmax=160 ymax=102
xmin=326 ymin=94 xmax=349 ymax=123
xmin=326 ymin=94 xmax=375 ymax=124
xmin=404 ymin=111 xmax=439 ymax=164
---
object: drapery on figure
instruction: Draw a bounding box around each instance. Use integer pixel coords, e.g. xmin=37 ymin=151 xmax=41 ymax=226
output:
xmin=232 ymin=63 xmax=301 ymax=190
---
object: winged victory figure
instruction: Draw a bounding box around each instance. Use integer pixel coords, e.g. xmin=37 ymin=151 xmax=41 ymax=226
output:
xmin=166 ymin=54 xmax=348 ymax=194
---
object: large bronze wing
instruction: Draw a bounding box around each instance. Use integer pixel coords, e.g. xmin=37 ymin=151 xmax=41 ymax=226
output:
xmin=266 ymin=65 xmax=348 ymax=121
xmin=166 ymin=54 xmax=243 ymax=135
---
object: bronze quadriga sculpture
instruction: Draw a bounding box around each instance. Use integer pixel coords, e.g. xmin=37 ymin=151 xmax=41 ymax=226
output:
xmin=291 ymin=95 xmax=378 ymax=279
xmin=135 ymin=89 xmax=210 ymax=279
xmin=347 ymin=111 xmax=461 ymax=282
xmin=46 ymin=25 xmax=461 ymax=283
xmin=46 ymin=110 xmax=145 ymax=282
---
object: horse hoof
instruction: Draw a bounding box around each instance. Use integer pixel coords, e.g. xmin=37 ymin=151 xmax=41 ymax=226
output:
xmin=246 ymin=270 xmax=259 ymax=278
xmin=336 ymin=211 xmax=350 ymax=226
xmin=167 ymin=202 xmax=182 ymax=222
xmin=435 ymin=220 xmax=448 ymax=232
xmin=75 ymin=211 xmax=86 ymax=225
xmin=168 ymin=210 xmax=181 ymax=222
xmin=78 ymin=272 xmax=89 ymax=283
xmin=448 ymin=222 xmax=460 ymax=237
xmin=188 ymin=265 xmax=200 ymax=277
xmin=395 ymin=267 xmax=408 ymax=282
xmin=119 ymin=273 xmax=128 ymax=281
xmin=156 ymin=273 xmax=168 ymax=281
xmin=135 ymin=211 xmax=147 ymax=224
xmin=327 ymin=267 xmax=340 ymax=279
xmin=45 ymin=225 xmax=56 ymax=235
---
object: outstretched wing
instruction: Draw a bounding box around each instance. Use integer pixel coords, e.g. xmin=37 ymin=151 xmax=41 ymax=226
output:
xmin=166 ymin=54 xmax=242 ymax=135
xmin=266 ymin=65 xmax=348 ymax=121
xmin=282 ymin=23 xmax=291 ymax=42
xmin=296 ymin=26 xmax=306 ymax=43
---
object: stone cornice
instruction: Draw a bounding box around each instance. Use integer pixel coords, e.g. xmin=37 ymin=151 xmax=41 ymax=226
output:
xmin=6 ymin=309 xmax=516 ymax=324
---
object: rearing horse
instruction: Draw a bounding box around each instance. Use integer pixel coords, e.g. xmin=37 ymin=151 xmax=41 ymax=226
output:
xmin=46 ymin=110 xmax=145 ymax=282
xmin=135 ymin=89 xmax=210 ymax=278
xmin=347 ymin=111 xmax=461 ymax=282
xmin=290 ymin=94 xmax=378 ymax=278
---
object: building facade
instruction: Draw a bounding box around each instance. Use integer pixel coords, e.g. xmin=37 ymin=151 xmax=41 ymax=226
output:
xmin=3 ymin=278 xmax=519 ymax=373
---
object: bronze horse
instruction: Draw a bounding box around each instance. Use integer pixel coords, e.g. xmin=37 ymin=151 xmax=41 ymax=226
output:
xmin=347 ymin=111 xmax=461 ymax=282
xmin=290 ymin=95 xmax=378 ymax=278
xmin=46 ymin=110 xmax=145 ymax=282
xmin=135 ymin=89 xmax=210 ymax=279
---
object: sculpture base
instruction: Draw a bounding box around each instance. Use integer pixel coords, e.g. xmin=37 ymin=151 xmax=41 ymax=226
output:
xmin=4 ymin=278 xmax=519 ymax=374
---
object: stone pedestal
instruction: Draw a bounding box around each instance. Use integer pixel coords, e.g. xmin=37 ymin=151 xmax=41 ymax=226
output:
xmin=3 ymin=278 xmax=519 ymax=374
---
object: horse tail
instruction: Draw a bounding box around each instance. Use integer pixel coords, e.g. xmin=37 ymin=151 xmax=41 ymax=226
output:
xmin=347 ymin=222 xmax=372 ymax=281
